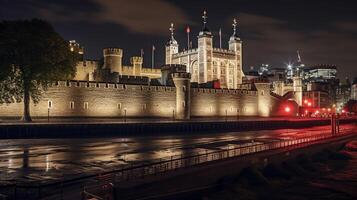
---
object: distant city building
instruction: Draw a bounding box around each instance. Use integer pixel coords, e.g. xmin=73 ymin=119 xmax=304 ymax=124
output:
xmin=303 ymin=91 xmax=331 ymax=109
xmin=303 ymin=64 xmax=337 ymax=82
xmin=336 ymin=78 xmax=351 ymax=110
xmin=244 ymin=66 xmax=260 ymax=81
xmin=352 ymin=81 xmax=357 ymax=100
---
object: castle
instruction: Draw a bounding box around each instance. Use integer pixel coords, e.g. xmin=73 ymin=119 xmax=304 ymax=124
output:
xmin=72 ymin=11 xmax=242 ymax=89
xmin=0 ymin=12 xmax=299 ymax=120
xmin=165 ymin=13 xmax=243 ymax=89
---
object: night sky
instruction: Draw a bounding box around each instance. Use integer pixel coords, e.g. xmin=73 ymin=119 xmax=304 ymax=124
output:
xmin=1 ymin=0 xmax=357 ymax=79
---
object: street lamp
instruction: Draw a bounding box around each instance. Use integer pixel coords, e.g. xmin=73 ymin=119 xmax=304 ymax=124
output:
xmin=47 ymin=101 xmax=52 ymax=122
xmin=285 ymin=106 xmax=291 ymax=113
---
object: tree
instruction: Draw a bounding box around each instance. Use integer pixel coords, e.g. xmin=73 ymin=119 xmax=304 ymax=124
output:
xmin=0 ymin=19 xmax=77 ymax=121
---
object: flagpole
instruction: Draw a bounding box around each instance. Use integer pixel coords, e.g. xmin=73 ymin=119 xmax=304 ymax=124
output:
xmin=219 ymin=28 xmax=222 ymax=49
xmin=152 ymin=45 xmax=155 ymax=69
xmin=187 ymin=26 xmax=190 ymax=50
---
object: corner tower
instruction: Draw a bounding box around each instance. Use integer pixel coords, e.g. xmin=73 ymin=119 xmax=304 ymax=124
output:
xmin=197 ymin=10 xmax=213 ymax=83
xmin=103 ymin=48 xmax=123 ymax=74
xmin=165 ymin=23 xmax=179 ymax=65
xmin=172 ymin=72 xmax=191 ymax=120
xmin=228 ymin=19 xmax=243 ymax=86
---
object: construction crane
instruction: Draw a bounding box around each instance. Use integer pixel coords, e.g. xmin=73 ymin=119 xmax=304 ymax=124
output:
xmin=297 ymin=50 xmax=302 ymax=64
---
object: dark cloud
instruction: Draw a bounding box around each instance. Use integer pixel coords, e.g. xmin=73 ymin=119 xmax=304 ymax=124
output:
xmin=1 ymin=0 xmax=357 ymax=79
xmin=34 ymin=0 xmax=190 ymax=35
xmin=233 ymin=12 xmax=357 ymax=78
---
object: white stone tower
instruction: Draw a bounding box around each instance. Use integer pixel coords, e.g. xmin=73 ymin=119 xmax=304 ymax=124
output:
xmin=165 ymin=23 xmax=179 ymax=65
xmin=197 ymin=10 xmax=213 ymax=83
xmin=228 ymin=18 xmax=243 ymax=86
xmin=103 ymin=48 xmax=123 ymax=74
xmin=172 ymin=72 xmax=191 ymax=120
xmin=293 ymin=76 xmax=303 ymax=106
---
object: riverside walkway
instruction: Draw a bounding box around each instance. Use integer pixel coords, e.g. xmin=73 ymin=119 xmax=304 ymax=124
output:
xmin=0 ymin=123 xmax=356 ymax=200
xmin=0 ymin=117 xmax=356 ymax=138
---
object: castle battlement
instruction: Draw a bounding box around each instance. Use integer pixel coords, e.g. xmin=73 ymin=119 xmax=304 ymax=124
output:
xmin=130 ymin=56 xmax=143 ymax=64
xmin=173 ymin=48 xmax=198 ymax=57
xmin=141 ymin=68 xmax=161 ymax=73
xmin=192 ymin=87 xmax=257 ymax=95
xmin=103 ymin=48 xmax=123 ymax=56
xmin=212 ymin=48 xmax=235 ymax=54
xmin=53 ymin=80 xmax=176 ymax=92
xmin=78 ymin=60 xmax=99 ymax=67
xmin=172 ymin=72 xmax=191 ymax=79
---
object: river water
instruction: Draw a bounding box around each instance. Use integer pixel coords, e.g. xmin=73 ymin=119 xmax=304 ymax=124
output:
xmin=0 ymin=124 xmax=354 ymax=185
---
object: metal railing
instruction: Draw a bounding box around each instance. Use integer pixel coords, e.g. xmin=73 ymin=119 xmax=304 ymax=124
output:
xmin=109 ymin=128 xmax=355 ymax=183
xmin=0 ymin=127 xmax=355 ymax=200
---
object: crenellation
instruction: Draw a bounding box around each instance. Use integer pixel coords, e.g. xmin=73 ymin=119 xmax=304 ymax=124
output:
xmin=173 ymin=48 xmax=198 ymax=57
xmin=79 ymin=82 xmax=87 ymax=87
xmin=212 ymin=48 xmax=235 ymax=54
xmin=88 ymin=82 xmax=96 ymax=88
xmin=98 ymin=83 xmax=106 ymax=88
xmin=107 ymin=83 xmax=115 ymax=89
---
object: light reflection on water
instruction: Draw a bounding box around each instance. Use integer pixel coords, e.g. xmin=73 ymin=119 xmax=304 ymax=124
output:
xmin=0 ymin=124 xmax=346 ymax=183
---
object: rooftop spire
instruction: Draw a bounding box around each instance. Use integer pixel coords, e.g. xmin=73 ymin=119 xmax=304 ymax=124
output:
xmin=167 ymin=22 xmax=177 ymax=46
xmin=169 ymin=22 xmax=175 ymax=40
xmin=232 ymin=18 xmax=238 ymax=36
xmin=202 ymin=10 xmax=209 ymax=32
xmin=229 ymin=18 xmax=240 ymax=41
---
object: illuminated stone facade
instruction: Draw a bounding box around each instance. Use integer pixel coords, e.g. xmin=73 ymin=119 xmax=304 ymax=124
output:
xmin=73 ymin=48 xmax=161 ymax=81
xmin=0 ymin=79 xmax=287 ymax=119
xmin=0 ymin=13 xmax=295 ymax=119
xmin=166 ymin=14 xmax=243 ymax=89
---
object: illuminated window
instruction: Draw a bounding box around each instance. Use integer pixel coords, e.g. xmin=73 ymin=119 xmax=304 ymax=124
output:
xmin=83 ymin=102 xmax=89 ymax=110
xmin=48 ymin=101 xmax=52 ymax=109
xmin=70 ymin=101 xmax=75 ymax=110
xmin=117 ymin=103 xmax=122 ymax=110
xmin=261 ymin=91 xmax=265 ymax=96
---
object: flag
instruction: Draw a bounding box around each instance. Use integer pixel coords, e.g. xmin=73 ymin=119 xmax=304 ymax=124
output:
xmin=140 ymin=48 xmax=144 ymax=57
xmin=186 ymin=26 xmax=190 ymax=33
xmin=152 ymin=45 xmax=155 ymax=51
xmin=219 ymin=28 xmax=221 ymax=37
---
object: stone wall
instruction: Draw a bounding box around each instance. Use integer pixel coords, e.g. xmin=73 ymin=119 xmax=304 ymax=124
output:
xmin=0 ymin=81 xmax=176 ymax=118
xmin=0 ymin=81 xmax=284 ymax=118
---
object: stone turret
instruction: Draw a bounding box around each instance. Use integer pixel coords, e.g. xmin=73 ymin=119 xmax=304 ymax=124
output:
xmin=198 ymin=10 xmax=213 ymax=83
xmin=228 ymin=18 xmax=243 ymax=86
xmin=103 ymin=48 xmax=123 ymax=74
xmin=254 ymin=79 xmax=271 ymax=117
xmin=293 ymin=76 xmax=303 ymax=106
xmin=130 ymin=56 xmax=143 ymax=76
xmin=165 ymin=23 xmax=179 ymax=65
xmin=172 ymin=72 xmax=191 ymax=120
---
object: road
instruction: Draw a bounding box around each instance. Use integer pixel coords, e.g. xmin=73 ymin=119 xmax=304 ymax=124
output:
xmin=0 ymin=123 xmax=355 ymax=186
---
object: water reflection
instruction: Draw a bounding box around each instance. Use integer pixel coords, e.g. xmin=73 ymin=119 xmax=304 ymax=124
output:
xmin=0 ymin=124 xmax=350 ymax=183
